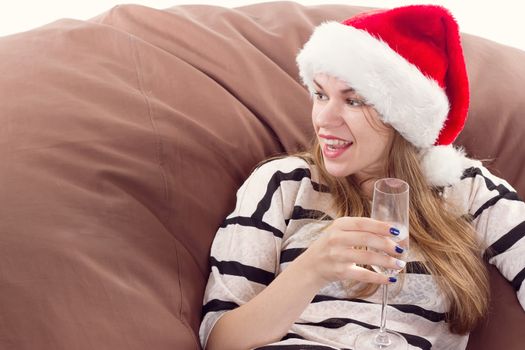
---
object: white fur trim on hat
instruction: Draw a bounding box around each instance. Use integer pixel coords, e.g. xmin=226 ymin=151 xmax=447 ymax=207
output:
xmin=419 ymin=145 xmax=468 ymax=187
xmin=296 ymin=21 xmax=450 ymax=149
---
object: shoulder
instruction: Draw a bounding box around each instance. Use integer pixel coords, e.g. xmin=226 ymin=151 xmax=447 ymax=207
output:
xmin=445 ymin=158 xmax=518 ymax=213
xmin=254 ymin=155 xmax=312 ymax=176
xmin=230 ymin=156 xmax=331 ymax=227
xmin=246 ymin=155 xmax=325 ymax=189
xmin=457 ymin=160 xmax=515 ymax=192
xmin=239 ymin=155 xmax=329 ymax=203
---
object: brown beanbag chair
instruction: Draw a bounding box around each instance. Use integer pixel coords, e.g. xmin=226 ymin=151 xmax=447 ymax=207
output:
xmin=0 ymin=2 xmax=523 ymax=349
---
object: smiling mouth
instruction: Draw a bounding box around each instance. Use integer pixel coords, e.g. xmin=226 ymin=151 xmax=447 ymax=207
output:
xmin=320 ymin=137 xmax=353 ymax=151
xmin=319 ymin=137 xmax=354 ymax=159
xmin=325 ymin=141 xmax=353 ymax=151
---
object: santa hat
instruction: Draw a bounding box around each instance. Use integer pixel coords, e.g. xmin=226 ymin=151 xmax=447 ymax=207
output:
xmin=296 ymin=5 xmax=470 ymax=187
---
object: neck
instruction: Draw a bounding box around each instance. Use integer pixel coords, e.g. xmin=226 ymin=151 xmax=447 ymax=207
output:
xmin=354 ymin=167 xmax=387 ymax=199
xmin=350 ymin=174 xmax=376 ymax=199
xmin=361 ymin=180 xmax=375 ymax=199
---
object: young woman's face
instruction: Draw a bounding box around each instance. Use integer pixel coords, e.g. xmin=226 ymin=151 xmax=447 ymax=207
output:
xmin=311 ymin=73 xmax=394 ymax=181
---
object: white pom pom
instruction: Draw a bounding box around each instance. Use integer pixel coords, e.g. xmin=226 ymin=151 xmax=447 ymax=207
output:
xmin=419 ymin=145 xmax=468 ymax=187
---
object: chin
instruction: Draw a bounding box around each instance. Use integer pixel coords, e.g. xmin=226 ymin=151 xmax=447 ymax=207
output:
xmin=324 ymin=163 xmax=353 ymax=178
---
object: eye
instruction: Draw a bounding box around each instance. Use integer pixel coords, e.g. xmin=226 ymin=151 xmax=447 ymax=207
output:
xmin=346 ymin=98 xmax=364 ymax=107
xmin=313 ymin=92 xmax=328 ymax=101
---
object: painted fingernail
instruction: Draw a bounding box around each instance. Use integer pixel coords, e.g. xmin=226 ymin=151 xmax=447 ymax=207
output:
xmin=389 ymin=227 xmax=400 ymax=236
xmin=389 ymin=277 xmax=397 ymax=283
xmin=395 ymin=245 xmax=404 ymax=254
xmin=396 ymin=259 xmax=406 ymax=268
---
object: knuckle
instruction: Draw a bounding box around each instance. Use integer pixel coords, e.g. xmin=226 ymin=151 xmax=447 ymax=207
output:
xmin=353 ymin=217 xmax=366 ymax=231
xmin=333 ymin=263 xmax=352 ymax=281
xmin=362 ymin=234 xmax=377 ymax=249
xmin=352 ymin=231 xmax=367 ymax=246
xmin=326 ymin=246 xmax=339 ymax=261
xmin=370 ymin=253 xmax=387 ymax=268
xmin=379 ymin=237 xmax=394 ymax=251
xmin=326 ymin=232 xmax=342 ymax=246
xmin=332 ymin=217 xmax=346 ymax=229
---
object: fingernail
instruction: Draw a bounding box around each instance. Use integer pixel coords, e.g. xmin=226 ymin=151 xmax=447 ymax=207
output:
xmin=396 ymin=259 xmax=406 ymax=268
xmin=389 ymin=277 xmax=397 ymax=283
xmin=389 ymin=227 xmax=400 ymax=236
xmin=395 ymin=245 xmax=404 ymax=254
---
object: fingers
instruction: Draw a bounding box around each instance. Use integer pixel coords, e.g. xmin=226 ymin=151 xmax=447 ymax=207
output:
xmin=334 ymin=217 xmax=399 ymax=237
xmin=326 ymin=229 xmax=403 ymax=258
xmin=349 ymin=249 xmax=406 ymax=271
xmin=353 ymin=231 xmax=404 ymax=257
xmin=328 ymin=217 xmax=405 ymax=257
xmin=346 ymin=265 xmax=396 ymax=285
xmin=314 ymin=217 xmax=407 ymax=285
xmin=318 ymin=242 xmax=405 ymax=283
xmin=327 ymin=256 xmax=400 ymax=285
xmin=328 ymin=246 xmax=404 ymax=275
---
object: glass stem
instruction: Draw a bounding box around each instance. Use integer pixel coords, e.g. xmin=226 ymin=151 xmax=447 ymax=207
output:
xmin=374 ymin=284 xmax=391 ymax=346
xmin=380 ymin=284 xmax=388 ymax=332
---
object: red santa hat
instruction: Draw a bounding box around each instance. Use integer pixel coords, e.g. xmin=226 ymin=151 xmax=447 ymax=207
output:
xmin=296 ymin=5 xmax=470 ymax=187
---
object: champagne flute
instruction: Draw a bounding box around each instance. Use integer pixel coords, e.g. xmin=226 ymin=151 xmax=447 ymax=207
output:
xmin=354 ymin=178 xmax=409 ymax=350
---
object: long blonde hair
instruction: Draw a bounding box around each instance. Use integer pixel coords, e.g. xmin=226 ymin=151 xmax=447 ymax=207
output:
xmin=294 ymin=107 xmax=489 ymax=334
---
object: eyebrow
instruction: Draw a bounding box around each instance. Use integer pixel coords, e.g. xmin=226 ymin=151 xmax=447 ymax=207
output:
xmin=313 ymin=79 xmax=355 ymax=94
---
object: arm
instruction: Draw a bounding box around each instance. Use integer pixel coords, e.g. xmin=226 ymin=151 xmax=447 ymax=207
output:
xmin=206 ymin=254 xmax=323 ymax=350
xmin=200 ymin=158 xmax=403 ymax=350
xmin=206 ymin=217 xmax=403 ymax=350
xmin=461 ymin=166 xmax=525 ymax=309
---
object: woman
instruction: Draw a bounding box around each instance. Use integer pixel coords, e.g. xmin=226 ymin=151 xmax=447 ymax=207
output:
xmin=199 ymin=5 xmax=525 ymax=350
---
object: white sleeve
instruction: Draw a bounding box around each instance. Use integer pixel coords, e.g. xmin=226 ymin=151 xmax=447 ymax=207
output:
xmin=462 ymin=166 xmax=525 ymax=310
xmin=198 ymin=157 xmax=310 ymax=348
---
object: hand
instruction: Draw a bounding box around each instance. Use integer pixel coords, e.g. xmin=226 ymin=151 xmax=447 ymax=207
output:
xmin=294 ymin=217 xmax=405 ymax=286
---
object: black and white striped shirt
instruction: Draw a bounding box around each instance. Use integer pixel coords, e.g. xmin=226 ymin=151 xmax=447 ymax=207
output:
xmin=200 ymin=156 xmax=525 ymax=350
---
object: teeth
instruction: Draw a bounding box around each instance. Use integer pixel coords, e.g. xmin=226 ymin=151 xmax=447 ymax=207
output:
xmin=321 ymin=138 xmax=351 ymax=146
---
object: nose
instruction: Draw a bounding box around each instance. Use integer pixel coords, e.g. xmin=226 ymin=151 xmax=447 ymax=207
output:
xmin=313 ymin=100 xmax=345 ymax=128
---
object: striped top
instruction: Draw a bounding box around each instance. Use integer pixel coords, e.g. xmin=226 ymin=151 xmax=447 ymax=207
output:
xmin=199 ymin=156 xmax=525 ymax=350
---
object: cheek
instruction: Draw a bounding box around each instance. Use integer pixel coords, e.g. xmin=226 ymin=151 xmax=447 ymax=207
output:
xmin=376 ymin=133 xmax=393 ymax=158
xmin=360 ymin=127 xmax=390 ymax=156
xmin=311 ymin=106 xmax=321 ymax=127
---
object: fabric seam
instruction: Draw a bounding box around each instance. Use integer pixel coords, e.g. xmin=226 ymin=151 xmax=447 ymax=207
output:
xmin=129 ymin=34 xmax=186 ymax=325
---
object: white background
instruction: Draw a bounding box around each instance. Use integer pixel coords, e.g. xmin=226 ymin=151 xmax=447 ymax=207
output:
xmin=1 ymin=0 xmax=524 ymax=50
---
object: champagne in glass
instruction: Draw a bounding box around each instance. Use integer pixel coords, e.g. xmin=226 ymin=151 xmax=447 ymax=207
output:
xmin=355 ymin=178 xmax=409 ymax=350
xmin=370 ymin=224 xmax=408 ymax=276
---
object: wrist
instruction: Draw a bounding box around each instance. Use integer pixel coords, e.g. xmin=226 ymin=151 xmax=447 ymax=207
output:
xmin=289 ymin=252 xmax=328 ymax=292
